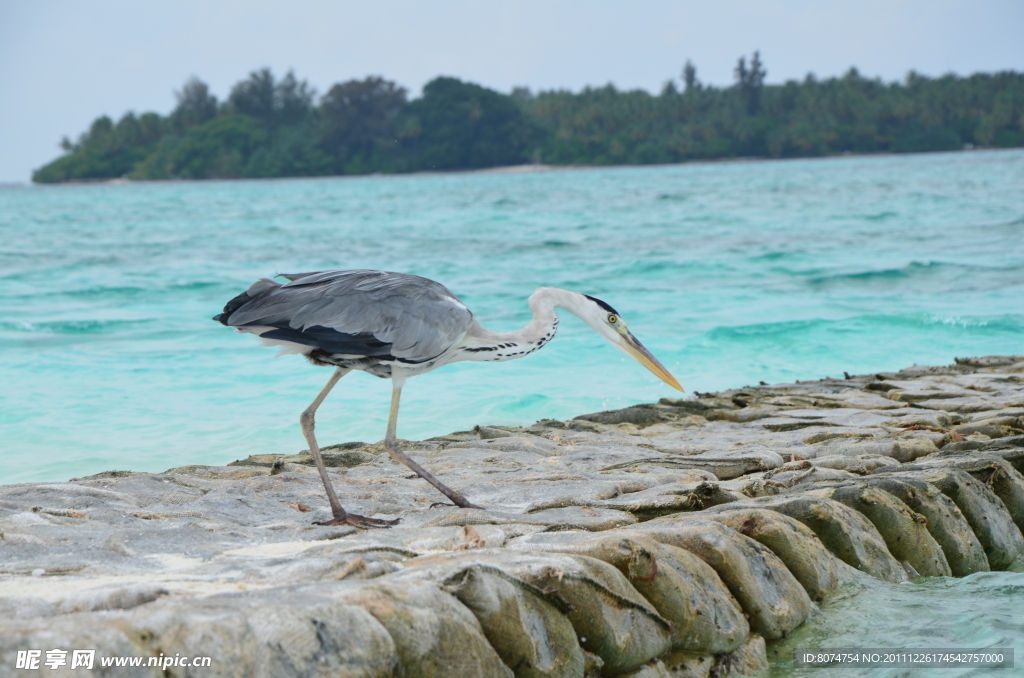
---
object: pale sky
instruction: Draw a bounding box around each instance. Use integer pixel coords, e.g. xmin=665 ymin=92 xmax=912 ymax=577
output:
xmin=1 ymin=0 xmax=1022 ymax=182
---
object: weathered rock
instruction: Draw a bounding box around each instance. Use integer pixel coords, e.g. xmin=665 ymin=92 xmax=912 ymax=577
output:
xmin=766 ymin=464 xmax=860 ymax=487
xmin=796 ymin=482 xmax=951 ymax=577
xmin=333 ymin=577 xmax=512 ymax=677
xmin=575 ymin=405 xmax=668 ymax=427
xmin=984 ymin=443 xmax=1024 ymax=474
xmin=809 ymin=438 xmax=938 ymax=463
xmin=712 ymin=634 xmax=769 ymax=677
xmin=600 ymin=455 xmax=780 ymax=480
xmin=409 ymin=550 xmax=673 ymax=675
xmin=709 ymin=495 xmax=908 ymax=583
xmin=589 ymin=481 xmax=745 ymax=519
xmin=870 ymin=467 xmax=1024 ymax=569
xmin=857 ymin=476 xmax=989 ymax=576
xmin=625 ymin=517 xmax=813 ymax=640
xmin=676 ymin=508 xmax=840 ymax=601
xmin=396 ymin=560 xmax=585 ymax=678
xmin=1 ymin=586 xmax=403 ymax=678
xmin=910 ymin=455 xmax=1024 ymax=534
xmin=3 ymin=356 xmax=1024 ymax=676
xmin=809 ymin=454 xmax=901 ymax=474
xmin=506 ymin=530 xmax=750 ymax=654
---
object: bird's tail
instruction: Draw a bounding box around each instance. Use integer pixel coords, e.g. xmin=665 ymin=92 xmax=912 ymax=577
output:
xmin=213 ymin=278 xmax=280 ymax=325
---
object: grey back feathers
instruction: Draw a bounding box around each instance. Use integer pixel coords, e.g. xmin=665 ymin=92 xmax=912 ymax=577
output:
xmin=215 ymin=270 xmax=474 ymax=362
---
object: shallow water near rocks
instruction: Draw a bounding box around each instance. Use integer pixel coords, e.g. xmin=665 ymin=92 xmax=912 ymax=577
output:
xmin=1 ymin=149 xmax=1022 ymax=485
xmin=768 ymin=570 xmax=1024 ymax=677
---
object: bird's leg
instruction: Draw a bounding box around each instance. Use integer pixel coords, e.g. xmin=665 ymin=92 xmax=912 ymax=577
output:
xmin=300 ymin=367 xmax=399 ymax=529
xmin=383 ymin=385 xmax=483 ymax=510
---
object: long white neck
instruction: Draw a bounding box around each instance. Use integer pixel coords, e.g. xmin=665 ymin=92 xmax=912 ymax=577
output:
xmin=456 ymin=287 xmax=590 ymax=362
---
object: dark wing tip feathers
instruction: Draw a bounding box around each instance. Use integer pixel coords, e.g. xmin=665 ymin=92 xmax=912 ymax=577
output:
xmin=214 ymin=289 xmax=257 ymax=326
xmin=259 ymin=326 xmax=394 ymax=357
xmin=583 ymin=294 xmax=620 ymax=316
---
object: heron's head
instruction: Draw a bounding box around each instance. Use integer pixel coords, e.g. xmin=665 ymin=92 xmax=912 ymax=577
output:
xmin=574 ymin=293 xmax=683 ymax=391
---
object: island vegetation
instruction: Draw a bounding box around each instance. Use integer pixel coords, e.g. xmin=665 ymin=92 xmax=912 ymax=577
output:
xmin=32 ymin=54 xmax=1024 ymax=183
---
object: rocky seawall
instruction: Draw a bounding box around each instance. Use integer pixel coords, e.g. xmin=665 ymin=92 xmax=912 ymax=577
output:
xmin=2 ymin=356 xmax=1023 ymax=677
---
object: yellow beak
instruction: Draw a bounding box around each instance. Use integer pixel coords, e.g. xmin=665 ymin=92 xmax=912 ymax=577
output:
xmin=620 ymin=333 xmax=684 ymax=391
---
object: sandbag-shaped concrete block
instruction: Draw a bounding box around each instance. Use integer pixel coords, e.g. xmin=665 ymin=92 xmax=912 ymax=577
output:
xmin=961 ymin=459 xmax=1024 ymax=535
xmin=694 ymin=507 xmax=840 ymax=601
xmin=55 ymin=584 xmax=168 ymax=615
xmin=659 ymin=635 xmax=768 ymax=678
xmin=583 ymin=650 xmax=605 ymax=677
xmin=767 ymin=465 xmax=859 ymax=488
xmin=333 ymin=577 xmax=512 ymax=678
xmin=626 ymin=518 xmax=813 ymax=640
xmin=407 ymin=549 xmax=672 ymax=676
xmin=499 ymin=552 xmax=672 ymax=676
xmin=725 ymin=495 xmax=908 ymax=583
xmin=659 ymin=651 xmax=713 ymax=678
xmin=0 ymin=614 xmax=154 ymax=678
xmin=809 ymin=454 xmax=901 ymax=474
xmin=613 ymin=659 xmax=672 ymax=677
xmin=642 ymin=544 xmax=748 ymax=656
xmin=894 ymin=438 xmax=941 ymax=462
xmin=859 ymin=476 xmax=989 ymax=576
xmin=811 ymin=439 xmax=936 ymax=463
xmin=985 ymin=446 xmax=1024 ymax=475
xmin=328 ymin=524 xmax=505 ymax=555
xmin=507 ymin=530 xmax=749 ymax=655
xmin=918 ymin=455 xmax=1024 ymax=535
xmin=423 ymin=506 xmax=638 ymax=532
xmin=395 ymin=558 xmax=584 ymax=678
xmin=128 ymin=604 xmax=262 ymax=678
xmin=798 ymin=483 xmax=951 ymax=577
xmin=125 ymin=590 xmax=399 ymax=678
xmin=713 ymin=633 xmax=769 ymax=677
xmin=443 ymin=566 xmax=583 ymax=678
xmin=875 ymin=467 xmax=1024 ymax=569
xmin=597 ymin=481 xmax=744 ymax=520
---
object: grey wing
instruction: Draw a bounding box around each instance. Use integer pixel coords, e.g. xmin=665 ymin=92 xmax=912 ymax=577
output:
xmin=215 ymin=270 xmax=474 ymax=362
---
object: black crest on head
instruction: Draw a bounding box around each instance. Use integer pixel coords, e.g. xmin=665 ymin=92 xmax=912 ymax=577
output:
xmin=584 ymin=294 xmax=620 ymax=316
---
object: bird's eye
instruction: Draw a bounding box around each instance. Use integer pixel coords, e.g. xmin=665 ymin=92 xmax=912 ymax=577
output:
xmin=607 ymin=314 xmax=617 ymax=324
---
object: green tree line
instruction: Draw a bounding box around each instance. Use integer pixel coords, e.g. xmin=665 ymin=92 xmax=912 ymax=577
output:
xmin=33 ymin=56 xmax=1024 ymax=183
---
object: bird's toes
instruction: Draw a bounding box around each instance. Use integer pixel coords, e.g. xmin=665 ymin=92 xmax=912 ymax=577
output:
xmin=312 ymin=513 xmax=398 ymax=529
xmin=347 ymin=514 xmax=400 ymax=529
xmin=312 ymin=517 xmax=349 ymax=527
xmin=429 ymin=500 xmax=485 ymax=510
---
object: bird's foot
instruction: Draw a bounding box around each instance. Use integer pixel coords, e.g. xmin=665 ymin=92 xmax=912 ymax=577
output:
xmin=429 ymin=500 xmax=485 ymax=510
xmin=453 ymin=495 xmax=485 ymax=510
xmin=313 ymin=512 xmax=400 ymax=529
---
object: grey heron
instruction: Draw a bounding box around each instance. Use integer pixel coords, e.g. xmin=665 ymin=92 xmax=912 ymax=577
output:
xmin=215 ymin=269 xmax=681 ymax=528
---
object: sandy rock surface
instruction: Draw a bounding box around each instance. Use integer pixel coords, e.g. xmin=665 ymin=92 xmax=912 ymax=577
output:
xmin=2 ymin=356 xmax=1023 ymax=676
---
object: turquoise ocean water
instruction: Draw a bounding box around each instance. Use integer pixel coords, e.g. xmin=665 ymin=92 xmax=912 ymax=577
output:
xmin=2 ymin=150 xmax=1023 ymax=672
xmin=4 ymin=149 xmax=1021 ymax=484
